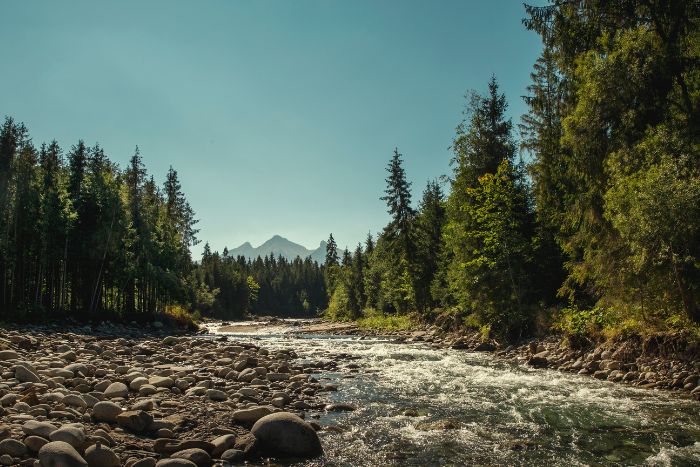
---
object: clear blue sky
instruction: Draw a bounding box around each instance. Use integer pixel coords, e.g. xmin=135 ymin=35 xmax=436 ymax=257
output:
xmin=0 ymin=0 xmax=543 ymax=256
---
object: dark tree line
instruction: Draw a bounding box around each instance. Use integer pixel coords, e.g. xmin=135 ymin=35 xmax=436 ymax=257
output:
xmin=327 ymin=0 xmax=700 ymax=340
xmin=0 ymin=119 xmax=199 ymax=321
xmin=194 ymin=245 xmax=327 ymax=319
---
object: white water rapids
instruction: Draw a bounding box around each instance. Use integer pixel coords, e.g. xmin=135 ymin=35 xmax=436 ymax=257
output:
xmin=208 ymin=322 xmax=700 ymax=466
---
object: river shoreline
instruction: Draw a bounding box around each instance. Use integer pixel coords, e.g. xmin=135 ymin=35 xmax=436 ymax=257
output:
xmin=0 ymin=320 xmax=355 ymax=466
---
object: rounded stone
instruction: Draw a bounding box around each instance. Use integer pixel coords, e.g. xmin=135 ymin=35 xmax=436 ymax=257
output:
xmin=50 ymin=425 xmax=86 ymax=448
xmin=251 ymin=412 xmax=323 ymax=458
xmin=92 ymin=401 xmax=122 ymax=422
xmin=103 ymin=382 xmax=129 ymax=399
xmin=24 ymin=435 xmax=49 ymax=452
xmin=220 ymin=449 xmax=244 ymax=462
xmin=0 ymin=438 xmax=27 ymax=456
xmin=84 ymin=442 xmax=120 ymax=467
xmin=38 ymin=441 xmax=88 ymax=467
xmin=170 ymin=448 xmax=210 ymax=467
xmin=22 ymin=420 xmax=58 ymax=438
xmin=155 ymin=459 xmax=197 ymax=467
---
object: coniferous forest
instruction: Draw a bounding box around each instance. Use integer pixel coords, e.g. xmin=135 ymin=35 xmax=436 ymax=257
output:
xmin=2 ymin=1 xmax=700 ymax=341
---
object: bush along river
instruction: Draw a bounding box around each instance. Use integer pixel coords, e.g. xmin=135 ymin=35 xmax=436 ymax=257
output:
xmin=209 ymin=320 xmax=700 ymax=466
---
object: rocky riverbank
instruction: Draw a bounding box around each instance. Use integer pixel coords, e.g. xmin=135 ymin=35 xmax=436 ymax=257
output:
xmin=296 ymin=319 xmax=700 ymax=401
xmin=0 ymin=321 xmax=346 ymax=466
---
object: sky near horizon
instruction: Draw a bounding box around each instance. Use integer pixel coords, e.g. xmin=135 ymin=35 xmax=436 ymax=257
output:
xmin=0 ymin=0 xmax=544 ymax=256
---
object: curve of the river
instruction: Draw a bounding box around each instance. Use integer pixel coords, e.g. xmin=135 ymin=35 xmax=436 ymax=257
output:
xmin=209 ymin=322 xmax=700 ymax=466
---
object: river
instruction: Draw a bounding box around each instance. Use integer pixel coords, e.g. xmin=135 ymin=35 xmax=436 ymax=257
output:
xmin=208 ymin=321 xmax=700 ymax=466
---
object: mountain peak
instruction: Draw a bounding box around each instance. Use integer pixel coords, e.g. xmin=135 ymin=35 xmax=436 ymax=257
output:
xmin=228 ymin=235 xmax=326 ymax=263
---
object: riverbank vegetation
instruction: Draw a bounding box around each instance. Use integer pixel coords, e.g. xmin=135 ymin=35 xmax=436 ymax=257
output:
xmin=325 ymin=0 xmax=700 ymax=342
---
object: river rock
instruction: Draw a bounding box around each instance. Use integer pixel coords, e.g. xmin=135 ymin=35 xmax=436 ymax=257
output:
xmin=233 ymin=406 xmax=273 ymax=424
xmin=116 ymin=410 xmax=153 ymax=433
xmin=149 ymin=376 xmax=174 ymax=388
xmin=39 ymin=441 xmax=88 ymax=467
xmin=24 ymin=435 xmax=49 ymax=452
xmin=171 ymin=448 xmax=210 ymax=466
xmin=0 ymin=350 xmax=19 ymax=361
xmin=84 ymin=442 xmax=120 ymax=467
xmin=103 ymin=382 xmax=129 ymax=399
xmin=251 ymin=412 xmax=323 ymax=458
xmin=0 ymin=438 xmax=27 ymax=456
xmin=15 ymin=364 xmax=41 ymax=383
xmin=50 ymin=425 xmax=86 ymax=448
xmin=93 ymin=401 xmax=123 ymax=422
xmin=205 ymin=389 xmax=226 ymax=401
xmin=63 ymin=394 xmax=88 ymax=409
xmin=155 ymin=460 xmax=197 ymax=467
xmin=325 ymin=403 xmax=356 ymax=412
xmin=527 ymin=356 xmax=549 ymax=368
xmin=131 ymin=458 xmax=157 ymax=467
xmin=210 ymin=434 xmax=236 ymax=458
xmin=220 ymin=449 xmax=244 ymax=462
xmin=22 ymin=420 xmax=58 ymax=438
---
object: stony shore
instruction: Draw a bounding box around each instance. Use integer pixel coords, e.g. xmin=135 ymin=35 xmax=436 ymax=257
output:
xmin=0 ymin=321 xmax=344 ymax=466
xmin=297 ymin=319 xmax=700 ymax=401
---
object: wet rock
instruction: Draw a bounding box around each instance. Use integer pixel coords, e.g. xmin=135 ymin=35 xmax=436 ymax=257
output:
xmin=473 ymin=342 xmax=496 ymax=351
xmin=38 ymin=441 xmax=88 ymax=467
xmin=84 ymin=442 xmax=120 ymax=467
xmin=324 ymin=403 xmax=356 ymax=412
xmin=527 ymin=356 xmax=549 ymax=368
xmin=251 ymin=412 xmax=323 ymax=459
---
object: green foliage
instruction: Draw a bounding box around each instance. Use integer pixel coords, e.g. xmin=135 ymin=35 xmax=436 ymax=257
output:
xmin=356 ymin=308 xmax=414 ymax=331
xmin=555 ymin=305 xmax=618 ymax=337
xmin=446 ymin=160 xmax=535 ymax=338
xmin=0 ymin=118 xmax=199 ymax=322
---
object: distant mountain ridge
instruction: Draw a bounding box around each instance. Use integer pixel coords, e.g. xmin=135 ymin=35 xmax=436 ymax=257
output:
xmin=229 ymin=235 xmax=327 ymax=264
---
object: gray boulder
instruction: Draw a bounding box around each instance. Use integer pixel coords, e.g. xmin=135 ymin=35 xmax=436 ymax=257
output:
xmin=251 ymin=412 xmax=322 ymax=458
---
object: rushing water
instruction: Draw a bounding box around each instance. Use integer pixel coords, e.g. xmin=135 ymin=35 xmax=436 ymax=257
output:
xmin=209 ymin=322 xmax=700 ymax=466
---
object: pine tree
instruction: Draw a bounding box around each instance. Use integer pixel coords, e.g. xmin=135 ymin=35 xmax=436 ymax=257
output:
xmin=414 ymin=180 xmax=446 ymax=311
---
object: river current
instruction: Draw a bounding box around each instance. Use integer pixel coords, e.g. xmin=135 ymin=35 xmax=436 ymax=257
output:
xmin=208 ymin=322 xmax=700 ymax=466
